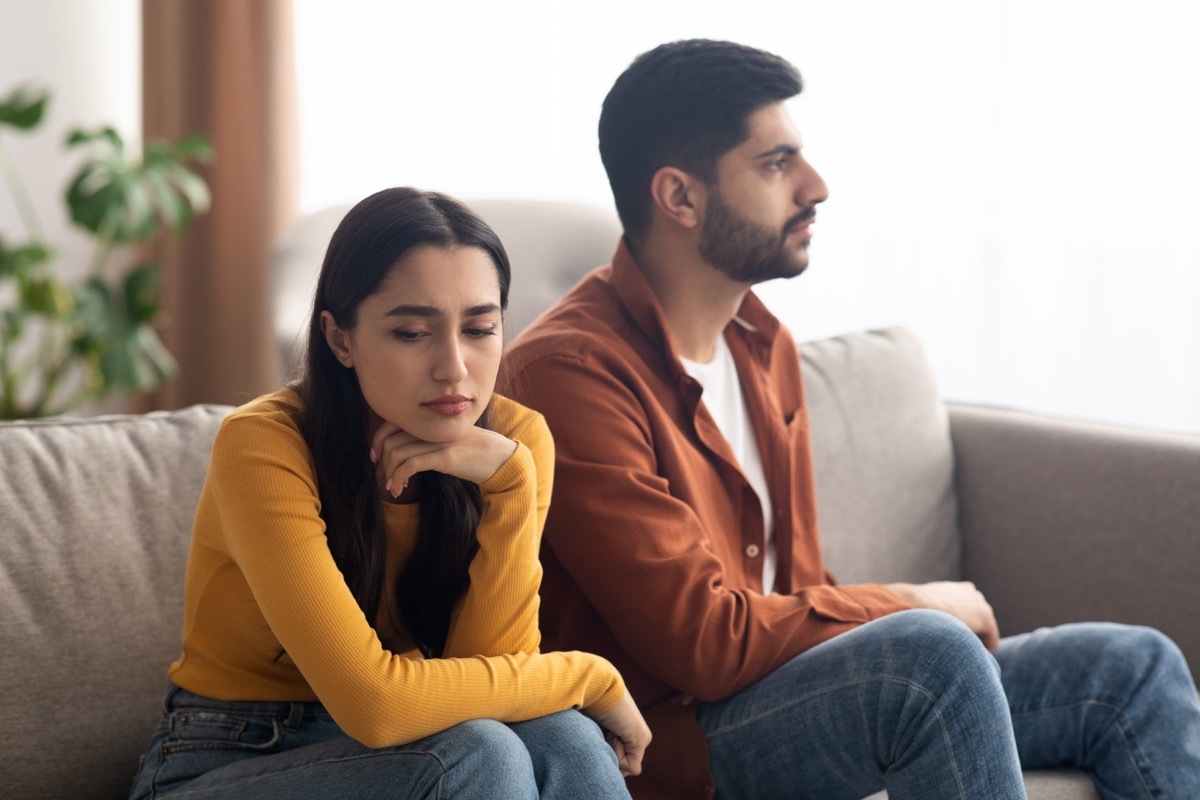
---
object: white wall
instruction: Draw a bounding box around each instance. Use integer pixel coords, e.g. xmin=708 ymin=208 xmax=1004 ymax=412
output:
xmin=0 ymin=0 xmax=141 ymax=277
xmin=295 ymin=0 xmax=1200 ymax=435
xmin=5 ymin=2 xmax=1193 ymax=433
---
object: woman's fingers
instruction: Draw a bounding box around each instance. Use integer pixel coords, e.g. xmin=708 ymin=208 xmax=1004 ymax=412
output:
xmin=589 ymin=691 xmax=652 ymax=777
xmin=371 ymin=428 xmax=517 ymax=495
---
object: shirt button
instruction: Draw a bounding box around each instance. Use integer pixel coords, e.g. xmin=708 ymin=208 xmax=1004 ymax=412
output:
xmin=680 ymin=695 xmax=694 ymax=706
xmin=745 ymin=544 xmax=761 ymax=558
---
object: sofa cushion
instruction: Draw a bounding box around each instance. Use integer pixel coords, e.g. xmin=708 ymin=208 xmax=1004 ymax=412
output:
xmin=800 ymin=327 xmax=962 ymax=584
xmin=862 ymin=767 xmax=1099 ymax=799
xmin=0 ymin=404 xmax=231 ymax=800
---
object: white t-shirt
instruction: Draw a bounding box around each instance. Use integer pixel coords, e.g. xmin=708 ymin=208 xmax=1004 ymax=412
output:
xmin=679 ymin=336 xmax=777 ymax=593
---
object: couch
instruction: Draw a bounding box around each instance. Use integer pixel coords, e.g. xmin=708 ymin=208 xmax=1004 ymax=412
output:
xmin=3 ymin=201 xmax=1198 ymax=800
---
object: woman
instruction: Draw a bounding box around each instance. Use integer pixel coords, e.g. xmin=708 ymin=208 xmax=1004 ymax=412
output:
xmin=129 ymin=188 xmax=650 ymax=799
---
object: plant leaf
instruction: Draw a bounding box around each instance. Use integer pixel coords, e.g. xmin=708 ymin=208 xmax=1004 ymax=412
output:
xmin=64 ymin=129 xmax=212 ymax=244
xmin=65 ymin=125 xmax=123 ymax=153
xmin=122 ymin=263 xmax=161 ymax=324
xmin=0 ymin=85 xmax=49 ymax=130
xmin=1 ymin=309 xmax=24 ymax=342
xmin=0 ymin=237 xmax=54 ymax=281
xmin=20 ymin=278 xmax=73 ymax=317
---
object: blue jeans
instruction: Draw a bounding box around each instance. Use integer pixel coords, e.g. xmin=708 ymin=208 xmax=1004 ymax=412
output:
xmin=697 ymin=610 xmax=1200 ymax=800
xmin=129 ymin=685 xmax=630 ymax=799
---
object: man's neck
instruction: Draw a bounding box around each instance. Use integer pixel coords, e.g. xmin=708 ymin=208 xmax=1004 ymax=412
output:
xmin=633 ymin=235 xmax=749 ymax=363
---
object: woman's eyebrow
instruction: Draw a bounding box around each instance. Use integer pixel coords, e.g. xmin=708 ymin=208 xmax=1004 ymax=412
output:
xmin=385 ymin=305 xmax=439 ymax=318
xmin=384 ymin=303 xmax=501 ymax=318
xmin=465 ymin=303 xmax=502 ymax=316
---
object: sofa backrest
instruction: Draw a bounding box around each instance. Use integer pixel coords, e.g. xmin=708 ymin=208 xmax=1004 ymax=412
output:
xmin=0 ymin=327 xmax=960 ymax=799
xmin=271 ymin=198 xmax=623 ymax=380
xmin=0 ymin=404 xmax=232 ymax=800
xmin=803 ymin=327 xmax=963 ymax=585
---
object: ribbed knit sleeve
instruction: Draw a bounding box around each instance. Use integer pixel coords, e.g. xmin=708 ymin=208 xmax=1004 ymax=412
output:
xmin=173 ymin=392 xmax=623 ymax=749
xmin=442 ymin=397 xmax=555 ymax=657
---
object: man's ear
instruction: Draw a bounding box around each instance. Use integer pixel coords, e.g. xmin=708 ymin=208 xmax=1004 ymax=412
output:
xmin=649 ymin=166 xmax=704 ymax=231
xmin=319 ymin=311 xmax=354 ymax=368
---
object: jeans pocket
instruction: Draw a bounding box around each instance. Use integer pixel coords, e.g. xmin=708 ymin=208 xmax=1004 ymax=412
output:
xmin=163 ymin=709 xmax=282 ymax=754
xmin=141 ymin=710 xmax=285 ymax=797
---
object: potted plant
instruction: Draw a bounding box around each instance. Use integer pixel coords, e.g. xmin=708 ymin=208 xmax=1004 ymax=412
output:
xmin=0 ymin=84 xmax=213 ymax=419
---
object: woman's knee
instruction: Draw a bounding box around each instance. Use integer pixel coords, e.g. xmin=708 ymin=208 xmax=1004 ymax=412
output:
xmin=436 ymin=718 xmax=537 ymax=792
xmin=510 ymin=711 xmax=627 ymax=797
xmin=514 ymin=709 xmax=606 ymax=751
xmin=452 ymin=717 xmax=529 ymax=761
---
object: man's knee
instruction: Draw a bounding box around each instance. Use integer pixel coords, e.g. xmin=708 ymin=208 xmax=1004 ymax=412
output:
xmin=1085 ymin=623 xmax=1192 ymax=688
xmin=875 ymin=609 xmax=998 ymax=677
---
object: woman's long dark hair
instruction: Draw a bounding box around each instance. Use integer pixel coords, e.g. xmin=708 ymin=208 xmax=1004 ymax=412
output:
xmin=294 ymin=187 xmax=511 ymax=658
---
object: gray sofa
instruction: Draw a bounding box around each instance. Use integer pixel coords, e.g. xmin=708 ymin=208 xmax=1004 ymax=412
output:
xmin=3 ymin=200 xmax=1198 ymax=799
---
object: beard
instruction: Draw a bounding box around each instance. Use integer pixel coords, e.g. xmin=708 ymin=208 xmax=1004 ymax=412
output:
xmin=698 ymin=188 xmax=814 ymax=284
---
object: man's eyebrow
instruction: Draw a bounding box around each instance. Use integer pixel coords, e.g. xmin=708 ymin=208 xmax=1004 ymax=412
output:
xmin=754 ymin=144 xmax=800 ymax=159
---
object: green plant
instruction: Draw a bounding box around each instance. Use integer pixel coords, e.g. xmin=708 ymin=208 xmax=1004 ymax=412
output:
xmin=0 ymin=84 xmax=212 ymax=418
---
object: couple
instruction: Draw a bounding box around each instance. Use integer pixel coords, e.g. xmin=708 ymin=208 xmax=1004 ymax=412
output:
xmin=130 ymin=39 xmax=1200 ymax=800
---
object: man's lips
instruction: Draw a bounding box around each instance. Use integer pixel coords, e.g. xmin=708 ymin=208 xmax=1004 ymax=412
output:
xmin=785 ymin=212 xmax=816 ymax=241
xmin=422 ymin=395 xmax=471 ymax=416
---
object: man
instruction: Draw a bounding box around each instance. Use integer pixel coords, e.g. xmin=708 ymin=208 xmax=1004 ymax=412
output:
xmin=503 ymin=39 xmax=1200 ymax=799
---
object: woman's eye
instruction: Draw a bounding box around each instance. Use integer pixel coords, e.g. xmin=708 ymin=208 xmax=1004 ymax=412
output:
xmin=465 ymin=327 xmax=498 ymax=338
xmin=392 ymin=330 xmax=428 ymax=342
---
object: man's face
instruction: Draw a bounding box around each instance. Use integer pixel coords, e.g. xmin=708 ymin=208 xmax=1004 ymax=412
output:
xmin=698 ymin=102 xmax=828 ymax=284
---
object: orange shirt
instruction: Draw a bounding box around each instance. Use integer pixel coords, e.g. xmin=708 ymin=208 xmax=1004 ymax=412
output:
xmin=503 ymin=240 xmax=910 ymax=799
xmin=169 ymin=388 xmax=624 ymax=748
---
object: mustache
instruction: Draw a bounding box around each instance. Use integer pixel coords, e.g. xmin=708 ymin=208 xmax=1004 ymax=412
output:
xmin=783 ymin=208 xmax=817 ymax=234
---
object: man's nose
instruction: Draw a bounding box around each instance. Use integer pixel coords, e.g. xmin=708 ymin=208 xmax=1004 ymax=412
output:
xmin=796 ymin=158 xmax=829 ymax=208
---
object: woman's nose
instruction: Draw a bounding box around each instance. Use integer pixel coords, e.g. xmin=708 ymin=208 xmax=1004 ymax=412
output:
xmin=432 ymin=337 xmax=469 ymax=383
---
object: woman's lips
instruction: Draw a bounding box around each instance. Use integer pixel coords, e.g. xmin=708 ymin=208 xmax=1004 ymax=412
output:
xmin=422 ymin=396 xmax=471 ymax=416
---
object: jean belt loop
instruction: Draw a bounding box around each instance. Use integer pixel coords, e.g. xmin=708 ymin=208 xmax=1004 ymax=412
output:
xmin=285 ymin=701 xmax=305 ymax=731
xmin=163 ymin=683 xmax=182 ymax=714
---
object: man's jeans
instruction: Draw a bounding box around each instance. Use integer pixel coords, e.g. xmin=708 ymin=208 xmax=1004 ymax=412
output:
xmin=128 ymin=685 xmax=630 ymax=799
xmin=697 ymin=609 xmax=1200 ymax=799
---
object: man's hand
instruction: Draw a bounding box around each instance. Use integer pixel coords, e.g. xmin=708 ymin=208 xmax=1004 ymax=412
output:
xmin=589 ymin=691 xmax=653 ymax=777
xmin=883 ymin=581 xmax=1001 ymax=651
xmin=370 ymin=421 xmax=518 ymax=496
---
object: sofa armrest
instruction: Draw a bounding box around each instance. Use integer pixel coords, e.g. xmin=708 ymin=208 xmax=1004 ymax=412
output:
xmin=948 ymin=403 xmax=1200 ymax=674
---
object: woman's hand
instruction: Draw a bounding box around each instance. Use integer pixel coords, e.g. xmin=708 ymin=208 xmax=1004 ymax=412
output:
xmin=370 ymin=421 xmax=518 ymax=496
xmin=589 ymin=690 xmax=652 ymax=777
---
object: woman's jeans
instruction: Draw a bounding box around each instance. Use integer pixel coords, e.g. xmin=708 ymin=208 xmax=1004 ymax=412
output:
xmin=129 ymin=685 xmax=630 ymax=799
xmin=698 ymin=609 xmax=1200 ymax=800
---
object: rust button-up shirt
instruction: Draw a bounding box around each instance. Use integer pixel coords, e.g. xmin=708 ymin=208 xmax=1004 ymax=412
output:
xmin=503 ymin=240 xmax=909 ymax=799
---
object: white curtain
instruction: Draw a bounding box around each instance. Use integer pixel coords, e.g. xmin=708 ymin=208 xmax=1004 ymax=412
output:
xmin=293 ymin=0 xmax=1200 ymax=434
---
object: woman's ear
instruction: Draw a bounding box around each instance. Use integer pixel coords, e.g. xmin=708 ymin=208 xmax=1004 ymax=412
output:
xmin=319 ymin=311 xmax=354 ymax=368
xmin=649 ymin=166 xmax=703 ymax=231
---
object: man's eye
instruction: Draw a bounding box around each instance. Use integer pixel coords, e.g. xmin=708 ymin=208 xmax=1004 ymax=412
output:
xmin=768 ymin=157 xmax=787 ymax=171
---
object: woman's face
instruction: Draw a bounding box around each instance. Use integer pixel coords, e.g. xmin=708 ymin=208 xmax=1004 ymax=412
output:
xmin=321 ymin=244 xmax=504 ymax=443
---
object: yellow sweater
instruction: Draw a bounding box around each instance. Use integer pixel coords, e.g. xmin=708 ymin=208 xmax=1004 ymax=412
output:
xmin=169 ymin=388 xmax=624 ymax=748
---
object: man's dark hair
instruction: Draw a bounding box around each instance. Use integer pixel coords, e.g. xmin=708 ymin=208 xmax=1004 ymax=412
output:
xmin=598 ymin=39 xmax=803 ymax=239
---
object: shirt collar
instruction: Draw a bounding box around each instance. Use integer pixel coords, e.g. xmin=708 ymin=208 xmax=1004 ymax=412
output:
xmin=609 ymin=236 xmax=782 ymax=374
